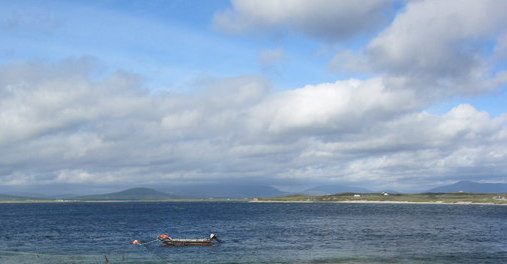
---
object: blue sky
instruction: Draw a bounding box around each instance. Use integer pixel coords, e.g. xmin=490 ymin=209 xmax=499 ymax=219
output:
xmin=1 ymin=0 xmax=380 ymax=92
xmin=1 ymin=0 xmax=506 ymax=194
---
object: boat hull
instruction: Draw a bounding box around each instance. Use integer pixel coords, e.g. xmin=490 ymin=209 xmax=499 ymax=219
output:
xmin=161 ymin=240 xmax=214 ymax=246
xmin=157 ymin=234 xmax=221 ymax=247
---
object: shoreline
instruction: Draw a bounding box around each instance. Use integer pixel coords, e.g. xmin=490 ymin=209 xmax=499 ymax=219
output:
xmin=249 ymin=200 xmax=507 ymax=205
xmin=0 ymin=199 xmax=248 ymax=204
xmin=0 ymin=199 xmax=505 ymax=205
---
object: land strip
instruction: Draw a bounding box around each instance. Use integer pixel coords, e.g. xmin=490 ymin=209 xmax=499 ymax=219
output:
xmin=251 ymin=192 xmax=507 ymax=205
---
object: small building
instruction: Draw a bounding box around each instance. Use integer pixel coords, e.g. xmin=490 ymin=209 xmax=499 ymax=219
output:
xmin=353 ymin=194 xmax=361 ymax=197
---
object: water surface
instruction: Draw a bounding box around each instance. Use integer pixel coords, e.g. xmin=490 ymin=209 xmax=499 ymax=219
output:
xmin=0 ymin=202 xmax=505 ymax=263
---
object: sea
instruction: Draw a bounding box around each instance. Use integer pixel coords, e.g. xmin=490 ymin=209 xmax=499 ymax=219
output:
xmin=0 ymin=202 xmax=506 ymax=264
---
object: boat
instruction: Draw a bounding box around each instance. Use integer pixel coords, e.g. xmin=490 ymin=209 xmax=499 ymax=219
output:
xmin=157 ymin=233 xmax=222 ymax=246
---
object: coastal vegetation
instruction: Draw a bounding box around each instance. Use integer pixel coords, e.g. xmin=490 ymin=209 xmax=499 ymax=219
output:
xmin=255 ymin=192 xmax=507 ymax=205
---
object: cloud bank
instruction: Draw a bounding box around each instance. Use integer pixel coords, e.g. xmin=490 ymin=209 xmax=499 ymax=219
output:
xmin=1 ymin=57 xmax=506 ymax=192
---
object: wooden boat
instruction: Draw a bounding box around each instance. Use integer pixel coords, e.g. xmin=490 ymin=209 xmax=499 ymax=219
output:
xmin=158 ymin=233 xmax=222 ymax=246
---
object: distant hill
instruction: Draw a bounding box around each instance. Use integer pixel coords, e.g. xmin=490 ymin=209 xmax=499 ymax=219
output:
xmin=302 ymin=184 xmax=372 ymax=196
xmin=0 ymin=193 xmax=41 ymax=201
xmin=426 ymin=181 xmax=507 ymax=193
xmin=3 ymin=184 xmax=287 ymax=201
xmin=8 ymin=192 xmax=77 ymax=200
xmin=162 ymin=183 xmax=287 ymax=198
xmin=74 ymin=187 xmax=176 ymax=200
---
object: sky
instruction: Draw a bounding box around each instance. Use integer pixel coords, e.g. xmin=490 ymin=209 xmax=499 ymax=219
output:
xmin=1 ymin=0 xmax=506 ymax=195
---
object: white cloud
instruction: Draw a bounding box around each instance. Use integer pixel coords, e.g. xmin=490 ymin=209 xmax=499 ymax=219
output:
xmin=1 ymin=59 xmax=506 ymax=192
xmin=213 ymin=0 xmax=392 ymax=41
xmin=366 ymin=0 xmax=507 ymax=98
xmin=250 ymin=78 xmax=417 ymax=134
xmin=55 ymin=170 xmax=95 ymax=184
xmin=161 ymin=110 xmax=201 ymax=131
xmin=264 ymin=103 xmax=507 ymax=190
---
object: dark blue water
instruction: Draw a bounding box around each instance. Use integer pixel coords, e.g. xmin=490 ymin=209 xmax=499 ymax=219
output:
xmin=0 ymin=202 xmax=506 ymax=263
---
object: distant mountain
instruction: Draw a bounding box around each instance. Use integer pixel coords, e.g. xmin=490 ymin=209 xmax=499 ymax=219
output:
xmin=0 ymin=193 xmax=41 ymax=201
xmin=302 ymin=184 xmax=372 ymax=196
xmin=426 ymin=181 xmax=507 ymax=193
xmin=9 ymin=192 xmax=77 ymax=200
xmin=74 ymin=187 xmax=176 ymax=200
xmin=50 ymin=193 xmax=80 ymax=199
xmin=162 ymin=183 xmax=287 ymax=198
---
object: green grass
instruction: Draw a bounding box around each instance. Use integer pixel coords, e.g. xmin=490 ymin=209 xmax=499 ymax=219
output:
xmin=256 ymin=192 xmax=507 ymax=204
